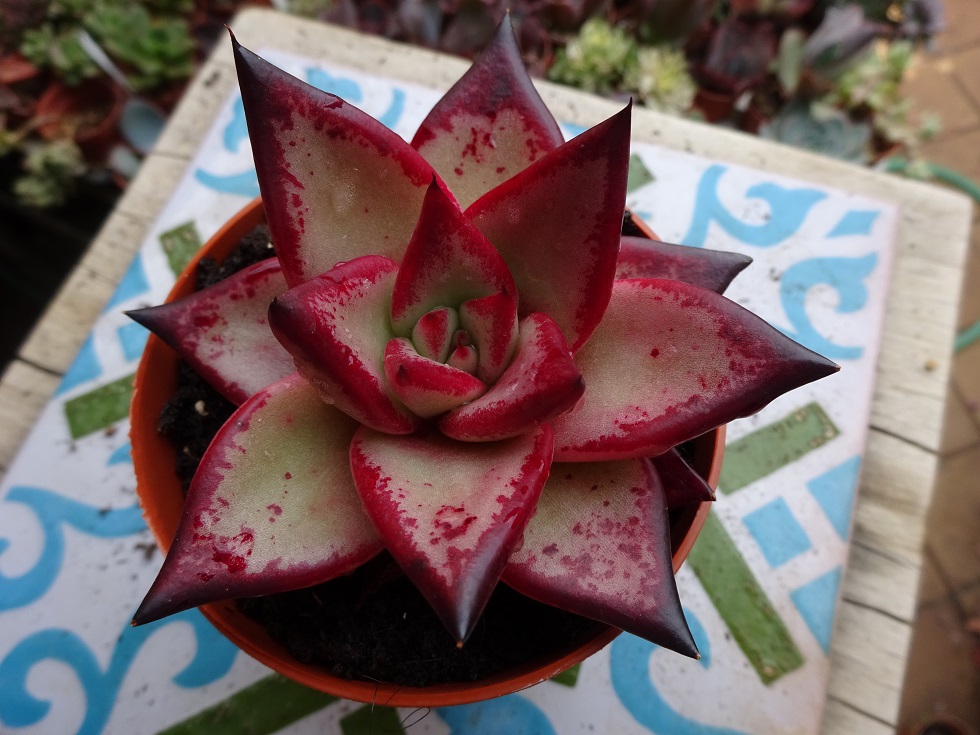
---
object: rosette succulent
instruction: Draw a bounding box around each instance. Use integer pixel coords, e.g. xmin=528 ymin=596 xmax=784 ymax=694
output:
xmin=130 ymin=20 xmax=837 ymax=660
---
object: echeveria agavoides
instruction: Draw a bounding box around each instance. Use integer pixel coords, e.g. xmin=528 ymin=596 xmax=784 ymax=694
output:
xmin=130 ymin=21 xmax=838 ymax=656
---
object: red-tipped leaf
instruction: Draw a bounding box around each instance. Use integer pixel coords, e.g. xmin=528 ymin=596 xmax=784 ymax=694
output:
xmin=133 ymin=374 xmax=384 ymax=625
xmin=458 ymin=291 xmax=519 ymax=383
xmin=503 ymin=458 xmax=698 ymax=656
xmin=127 ymin=259 xmax=293 ymax=405
xmin=553 ymin=278 xmax=839 ymax=461
xmin=411 ymin=17 xmax=564 ymax=209
xmin=654 ymin=448 xmax=716 ymax=508
xmin=440 ymin=313 xmax=584 ymax=442
xmin=390 ymin=180 xmax=516 ymax=336
xmin=268 ymin=256 xmax=420 ymax=434
xmin=447 ymin=343 xmax=479 ymax=373
xmin=466 ymin=106 xmax=632 ymax=352
xmin=383 ymin=338 xmax=487 ymax=418
xmin=617 ymin=237 xmax=752 ymax=294
xmin=233 ymin=37 xmax=441 ymax=285
xmin=350 ymin=425 xmax=554 ymax=644
xmin=412 ymin=307 xmax=459 ymax=362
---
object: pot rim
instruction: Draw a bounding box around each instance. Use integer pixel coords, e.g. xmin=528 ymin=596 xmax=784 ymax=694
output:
xmin=130 ymin=197 xmax=722 ymax=707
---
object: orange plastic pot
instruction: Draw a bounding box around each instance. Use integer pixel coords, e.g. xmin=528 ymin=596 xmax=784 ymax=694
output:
xmin=131 ymin=198 xmax=723 ymax=707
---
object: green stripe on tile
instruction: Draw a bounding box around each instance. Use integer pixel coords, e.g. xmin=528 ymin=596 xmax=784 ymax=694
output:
xmin=341 ymin=704 xmax=404 ymax=735
xmin=161 ymin=221 xmax=203 ymax=276
xmin=687 ymin=511 xmax=804 ymax=684
xmin=550 ymin=662 xmax=581 ymax=687
xmin=64 ymin=373 xmax=135 ymax=439
xmin=157 ymin=674 xmax=338 ymax=735
xmin=717 ymin=402 xmax=839 ymax=494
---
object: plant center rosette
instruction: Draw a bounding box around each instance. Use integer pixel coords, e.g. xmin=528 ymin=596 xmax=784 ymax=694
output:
xmin=129 ymin=20 xmax=837 ymax=664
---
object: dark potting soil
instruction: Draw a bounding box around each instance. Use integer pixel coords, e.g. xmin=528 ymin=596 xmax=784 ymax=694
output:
xmin=158 ymin=223 xmax=603 ymax=687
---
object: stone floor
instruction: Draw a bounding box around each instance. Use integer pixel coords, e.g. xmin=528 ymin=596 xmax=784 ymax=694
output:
xmin=896 ymin=0 xmax=980 ymax=730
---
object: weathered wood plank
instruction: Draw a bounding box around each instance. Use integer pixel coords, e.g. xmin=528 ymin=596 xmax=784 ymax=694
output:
xmin=827 ymin=600 xmax=913 ymax=724
xmin=153 ymin=62 xmax=237 ymax=161
xmin=851 ymin=431 xmax=938 ymax=567
xmin=822 ymin=430 xmax=938 ymax=731
xmin=113 ymin=154 xmax=190 ymax=224
xmin=821 ymin=696 xmax=894 ymax=735
xmin=870 ymin=255 xmax=963 ymax=452
xmin=0 ymin=360 xmax=60 ymax=476
xmin=841 ymin=541 xmax=921 ymax=625
xmin=18 ymin=146 xmax=184 ymax=374
xmin=69 ymin=211 xmax=151 ymax=304
xmin=16 ymin=262 xmax=118 ymax=375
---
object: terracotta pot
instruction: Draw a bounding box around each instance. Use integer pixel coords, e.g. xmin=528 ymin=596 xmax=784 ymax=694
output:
xmin=693 ymin=87 xmax=737 ymax=123
xmin=35 ymin=77 xmax=125 ymax=164
xmin=131 ymin=197 xmax=723 ymax=706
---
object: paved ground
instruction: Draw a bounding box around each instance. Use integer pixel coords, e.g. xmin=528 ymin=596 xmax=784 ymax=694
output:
xmin=896 ymin=0 xmax=980 ymax=729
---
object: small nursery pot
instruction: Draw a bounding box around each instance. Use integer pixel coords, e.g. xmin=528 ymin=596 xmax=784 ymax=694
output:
xmin=131 ymin=197 xmax=723 ymax=707
xmin=36 ymin=78 xmax=125 ymax=164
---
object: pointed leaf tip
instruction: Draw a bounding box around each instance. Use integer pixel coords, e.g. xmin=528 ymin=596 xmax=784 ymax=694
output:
xmin=466 ymin=107 xmax=632 ymax=352
xmin=616 ymin=237 xmax=753 ymax=294
xmin=412 ymin=14 xmax=563 ymax=209
xmin=351 ymin=425 xmax=554 ymax=644
xmin=233 ymin=40 xmax=438 ymax=285
xmin=503 ymin=459 xmax=698 ymax=657
xmin=654 ymin=448 xmax=716 ymax=508
xmin=127 ymin=258 xmax=293 ymax=405
xmin=554 ymin=279 xmax=839 ymax=461
xmin=390 ymin=181 xmax=516 ymax=336
xmin=133 ymin=375 xmax=383 ymax=624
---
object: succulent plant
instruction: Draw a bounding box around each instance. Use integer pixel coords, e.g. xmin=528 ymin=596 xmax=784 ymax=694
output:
xmin=802 ymin=5 xmax=880 ymax=80
xmin=85 ymin=3 xmax=194 ymax=90
xmin=548 ymin=18 xmax=637 ymax=96
xmin=760 ymin=99 xmax=871 ymax=163
xmin=13 ymin=138 xmax=86 ymax=207
xmin=129 ymin=19 xmax=837 ymax=657
xmin=830 ymin=38 xmax=912 ymax=112
xmin=19 ymin=0 xmax=195 ymax=91
xmin=694 ymin=18 xmax=779 ymax=96
xmin=622 ymin=45 xmax=697 ymax=114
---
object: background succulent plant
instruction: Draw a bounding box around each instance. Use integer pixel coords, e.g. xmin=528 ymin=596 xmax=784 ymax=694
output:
xmin=760 ymin=99 xmax=872 ymax=163
xmin=548 ymin=17 xmax=637 ymax=95
xmin=129 ymin=20 xmax=837 ymax=660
